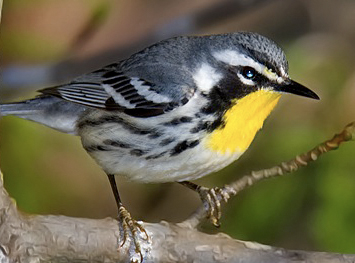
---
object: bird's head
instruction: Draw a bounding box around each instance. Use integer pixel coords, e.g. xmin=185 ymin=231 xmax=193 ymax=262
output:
xmin=195 ymin=32 xmax=319 ymax=154
xmin=194 ymin=32 xmax=319 ymax=101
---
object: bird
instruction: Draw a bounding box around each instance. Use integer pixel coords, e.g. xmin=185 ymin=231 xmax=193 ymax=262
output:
xmin=0 ymin=32 xmax=319 ymax=259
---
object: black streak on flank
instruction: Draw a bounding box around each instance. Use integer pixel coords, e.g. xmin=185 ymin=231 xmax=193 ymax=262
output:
xmin=190 ymin=120 xmax=210 ymax=133
xmin=190 ymin=117 xmax=225 ymax=134
xmin=85 ymin=144 xmax=110 ymax=152
xmin=103 ymin=139 xmax=131 ymax=149
xmin=159 ymin=138 xmax=175 ymax=146
xmin=170 ymin=140 xmax=200 ymax=156
xmin=163 ymin=116 xmax=193 ymax=126
xmin=145 ymin=151 xmax=167 ymax=160
xmin=148 ymin=131 xmax=162 ymax=139
xmin=78 ymin=115 xmax=160 ymax=136
xmin=130 ymin=149 xmax=146 ymax=156
xmin=85 ymin=140 xmax=132 ymax=152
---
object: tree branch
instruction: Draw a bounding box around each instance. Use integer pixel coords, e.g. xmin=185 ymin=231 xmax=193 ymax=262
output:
xmin=0 ymin=122 xmax=354 ymax=262
xmin=183 ymin=122 xmax=355 ymax=227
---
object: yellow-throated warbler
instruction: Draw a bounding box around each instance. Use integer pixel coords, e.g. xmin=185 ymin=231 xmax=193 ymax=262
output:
xmin=0 ymin=32 xmax=319 ymax=257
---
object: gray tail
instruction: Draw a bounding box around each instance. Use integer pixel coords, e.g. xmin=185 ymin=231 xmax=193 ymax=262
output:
xmin=0 ymin=96 xmax=87 ymax=135
xmin=1 ymin=99 xmax=41 ymax=117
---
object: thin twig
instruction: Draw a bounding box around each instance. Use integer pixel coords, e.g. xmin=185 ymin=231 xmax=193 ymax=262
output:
xmin=182 ymin=121 xmax=355 ymax=228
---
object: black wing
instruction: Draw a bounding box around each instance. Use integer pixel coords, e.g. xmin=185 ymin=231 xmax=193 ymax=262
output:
xmin=40 ymin=64 xmax=180 ymax=117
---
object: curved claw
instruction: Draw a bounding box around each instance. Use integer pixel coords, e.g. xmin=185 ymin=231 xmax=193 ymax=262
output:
xmin=117 ymin=206 xmax=149 ymax=263
xmin=179 ymin=181 xmax=235 ymax=228
xmin=197 ymin=186 xmax=233 ymax=227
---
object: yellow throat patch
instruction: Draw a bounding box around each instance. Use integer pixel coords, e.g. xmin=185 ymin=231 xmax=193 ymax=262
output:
xmin=204 ymin=89 xmax=281 ymax=154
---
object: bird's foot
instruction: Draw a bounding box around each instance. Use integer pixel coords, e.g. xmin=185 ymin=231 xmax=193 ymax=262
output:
xmin=117 ymin=206 xmax=149 ymax=263
xmin=197 ymin=185 xmax=235 ymax=227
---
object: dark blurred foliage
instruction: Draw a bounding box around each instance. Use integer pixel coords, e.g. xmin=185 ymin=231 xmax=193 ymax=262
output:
xmin=0 ymin=0 xmax=354 ymax=254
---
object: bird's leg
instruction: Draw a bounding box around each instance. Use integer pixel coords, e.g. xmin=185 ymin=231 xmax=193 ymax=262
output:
xmin=107 ymin=174 xmax=148 ymax=262
xmin=179 ymin=181 xmax=234 ymax=227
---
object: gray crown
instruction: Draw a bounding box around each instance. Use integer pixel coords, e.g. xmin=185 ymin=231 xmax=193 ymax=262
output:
xmin=202 ymin=32 xmax=288 ymax=76
xmin=122 ymin=32 xmax=288 ymax=77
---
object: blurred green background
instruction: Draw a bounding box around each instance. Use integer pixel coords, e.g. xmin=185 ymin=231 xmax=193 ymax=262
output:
xmin=0 ymin=0 xmax=355 ymax=254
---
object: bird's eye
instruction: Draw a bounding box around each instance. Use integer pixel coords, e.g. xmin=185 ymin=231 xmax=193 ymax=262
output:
xmin=241 ymin=67 xmax=256 ymax=79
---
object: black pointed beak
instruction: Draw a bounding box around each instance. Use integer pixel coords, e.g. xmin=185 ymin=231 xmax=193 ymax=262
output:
xmin=275 ymin=80 xmax=320 ymax=100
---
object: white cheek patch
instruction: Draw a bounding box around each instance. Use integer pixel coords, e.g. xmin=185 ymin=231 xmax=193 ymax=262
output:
xmin=193 ymin=63 xmax=223 ymax=92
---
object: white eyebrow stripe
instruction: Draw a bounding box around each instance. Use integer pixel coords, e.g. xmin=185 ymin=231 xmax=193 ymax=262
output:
xmin=213 ymin=50 xmax=284 ymax=83
xmin=213 ymin=50 xmax=264 ymax=71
